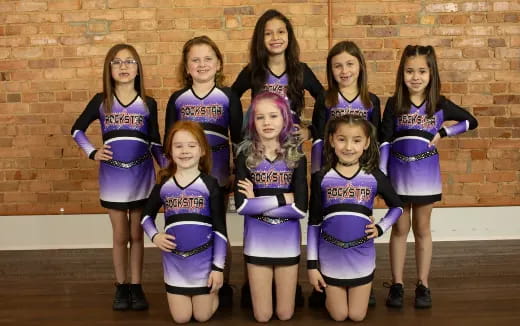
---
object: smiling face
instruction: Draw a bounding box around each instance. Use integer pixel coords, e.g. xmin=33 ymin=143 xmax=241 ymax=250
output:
xmin=264 ymin=18 xmax=289 ymax=56
xmin=110 ymin=48 xmax=138 ymax=85
xmin=254 ymin=98 xmax=284 ymax=143
xmin=329 ymin=123 xmax=369 ymax=166
xmin=186 ymin=44 xmax=221 ymax=85
xmin=331 ymin=51 xmax=360 ymax=92
xmin=170 ymin=130 xmax=203 ymax=171
xmin=404 ymin=55 xmax=430 ymax=97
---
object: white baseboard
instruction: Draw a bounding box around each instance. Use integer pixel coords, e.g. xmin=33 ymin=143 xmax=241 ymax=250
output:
xmin=1 ymin=206 xmax=519 ymax=250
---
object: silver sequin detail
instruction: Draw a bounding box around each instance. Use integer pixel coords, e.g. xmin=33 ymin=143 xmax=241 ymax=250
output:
xmin=391 ymin=148 xmax=438 ymax=163
xmin=321 ymin=232 xmax=368 ymax=249
xmin=171 ymin=240 xmax=212 ymax=258
xmin=254 ymin=215 xmax=290 ymax=225
xmin=103 ymin=152 xmax=151 ymax=169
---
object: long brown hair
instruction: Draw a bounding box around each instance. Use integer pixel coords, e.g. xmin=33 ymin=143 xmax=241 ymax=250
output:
xmin=178 ymin=35 xmax=225 ymax=88
xmin=323 ymin=115 xmax=379 ymax=173
xmin=249 ymin=9 xmax=304 ymax=115
xmin=325 ymin=41 xmax=371 ymax=109
xmin=394 ymin=45 xmax=440 ymax=117
xmin=158 ymin=121 xmax=212 ymax=183
xmin=102 ymin=43 xmax=146 ymax=113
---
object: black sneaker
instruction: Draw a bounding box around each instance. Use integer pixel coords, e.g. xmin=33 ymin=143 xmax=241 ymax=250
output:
xmin=385 ymin=282 xmax=404 ymax=308
xmin=295 ymin=283 xmax=304 ymax=307
xmin=240 ymin=282 xmax=252 ymax=308
xmin=414 ymin=281 xmax=432 ymax=309
xmin=129 ymin=284 xmax=149 ymax=310
xmin=308 ymin=288 xmax=326 ymax=308
xmin=218 ymin=283 xmax=233 ymax=308
xmin=368 ymin=288 xmax=376 ymax=307
xmin=112 ymin=283 xmax=130 ymax=311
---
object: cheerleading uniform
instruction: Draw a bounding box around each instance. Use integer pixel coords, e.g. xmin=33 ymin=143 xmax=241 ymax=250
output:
xmin=71 ymin=93 xmax=166 ymax=209
xmin=231 ymin=62 xmax=323 ymax=125
xmin=311 ymin=92 xmax=381 ymax=173
xmin=307 ymin=167 xmax=403 ymax=286
xmin=141 ymin=173 xmax=227 ymax=295
xmin=234 ymin=153 xmax=308 ymax=265
xmin=164 ymin=86 xmax=243 ymax=188
xmin=378 ymin=96 xmax=478 ymax=204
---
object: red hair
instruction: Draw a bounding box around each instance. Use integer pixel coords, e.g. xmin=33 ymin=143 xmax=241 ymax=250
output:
xmin=158 ymin=121 xmax=211 ymax=182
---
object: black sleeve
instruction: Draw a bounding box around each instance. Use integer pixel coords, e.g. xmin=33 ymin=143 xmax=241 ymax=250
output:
xmin=369 ymin=93 xmax=382 ymax=132
xmin=223 ymin=87 xmax=244 ymax=147
xmin=70 ymin=93 xmax=103 ymax=134
xmin=145 ymin=96 xmax=162 ymax=144
xmin=291 ymin=155 xmax=309 ymax=213
xmin=163 ymin=89 xmax=184 ymax=145
xmin=202 ymin=174 xmax=227 ymax=237
xmin=141 ymin=184 xmax=164 ymax=223
xmin=311 ymin=92 xmax=327 ymax=141
xmin=373 ymin=169 xmax=404 ymax=208
xmin=233 ymin=153 xmax=249 ymax=210
xmin=231 ymin=66 xmax=252 ymax=99
xmin=378 ymin=97 xmax=396 ymax=144
xmin=308 ymin=171 xmax=325 ymax=226
xmin=302 ymin=62 xmax=324 ymax=100
xmin=438 ymin=96 xmax=479 ymax=137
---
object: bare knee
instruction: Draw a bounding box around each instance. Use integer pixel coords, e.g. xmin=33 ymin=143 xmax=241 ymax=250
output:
xmin=129 ymin=229 xmax=144 ymax=243
xmin=193 ymin=310 xmax=213 ymax=323
xmin=276 ymin=308 xmax=294 ymax=321
xmin=392 ymin=222 xmax=411 ymax=237
xmin=327 ymin=307 xmax=348 ymax=322
xmin=113 ymin=232 xmax=130 ymax=247
xmin=171 ymin=313 xmax=191 ymax=324
xmin=254 ymin=311 xmax=272 ymax=323
xmin=348 ymin=310 xmax=367 ymax=322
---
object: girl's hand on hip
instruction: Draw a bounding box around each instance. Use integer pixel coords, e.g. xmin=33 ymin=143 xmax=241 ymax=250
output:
xmin=94 ymin=144 xmax=113 ymax=161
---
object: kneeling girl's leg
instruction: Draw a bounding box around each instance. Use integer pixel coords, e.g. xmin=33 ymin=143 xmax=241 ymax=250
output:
xmin=248 ymin=263 xmax=274 ymax=322
xmin=347 ymin=282 xmax=372 ymax=322
xmin=192 ymin=292 xmax=219 ymax=322
xmin=273 ymin=264 xmax=298 ymax=321
xmin=166 ymin=293 xmax=193 ymax=324
xmin=324 ymin=284 xmax=348 ymax=321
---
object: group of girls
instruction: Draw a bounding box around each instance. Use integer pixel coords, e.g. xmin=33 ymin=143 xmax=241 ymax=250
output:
xmin=71 ymin=8 xmax=478 ymax=323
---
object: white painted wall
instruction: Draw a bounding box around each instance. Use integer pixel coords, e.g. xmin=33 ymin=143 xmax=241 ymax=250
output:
xmin=1 ymin=206 xmax=519 ymax=250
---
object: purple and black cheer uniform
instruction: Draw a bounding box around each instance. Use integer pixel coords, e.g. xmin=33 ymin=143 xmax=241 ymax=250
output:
xmin=234 ymin=153 xmax=308 ymax=265
xmin=307 ymin=167 xmax=403 ymax=286
xmin=231 ymin=63 xmax=323 ymax=125
xmin=311 ymin=92 xmax=381 ymax=173
xmin=141 ymin=173 xmax=227 ymax=295
xmin=165 ymin=86 xmax=243 ymax=188
xmin=71 ymin=93 xmax=166 ymax=209
xmin=379 ymin=96 xmax=478 ymax=204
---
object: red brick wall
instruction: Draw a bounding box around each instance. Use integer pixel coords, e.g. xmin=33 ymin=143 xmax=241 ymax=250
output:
xmin=0 ymin=0 xmax=518 ymax=215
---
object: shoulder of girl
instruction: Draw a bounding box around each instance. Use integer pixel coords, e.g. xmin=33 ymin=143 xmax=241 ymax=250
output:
xmin=438 ymin=95 xmax=449 ymax=105
xmin=170 ymin=87 xmax=188 ymax=98
xmin=144 ymin=96 xmax=157 ymax=104
xmin=369 ymin=92 xmax=379 ymax=99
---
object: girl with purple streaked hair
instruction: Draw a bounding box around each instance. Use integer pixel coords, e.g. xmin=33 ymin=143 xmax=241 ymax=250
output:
xmin=234 ymin=92 xmax=308 ymax=322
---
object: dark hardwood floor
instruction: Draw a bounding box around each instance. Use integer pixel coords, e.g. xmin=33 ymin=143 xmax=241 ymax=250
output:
xmin=1 ymin=240 xmax=519 ymax=325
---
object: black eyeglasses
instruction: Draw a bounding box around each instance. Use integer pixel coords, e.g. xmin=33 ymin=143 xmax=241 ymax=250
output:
xmin=110 ymin=59 xmax=138 ymax=68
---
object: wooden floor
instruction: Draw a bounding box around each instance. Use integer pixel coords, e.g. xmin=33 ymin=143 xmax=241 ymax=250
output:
xmin=1 ymin=240 xmax=520 ymax=326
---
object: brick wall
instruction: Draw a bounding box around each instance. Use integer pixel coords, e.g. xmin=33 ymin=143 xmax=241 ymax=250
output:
xmin=0 ymin=0 xmax=518 ymax=215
